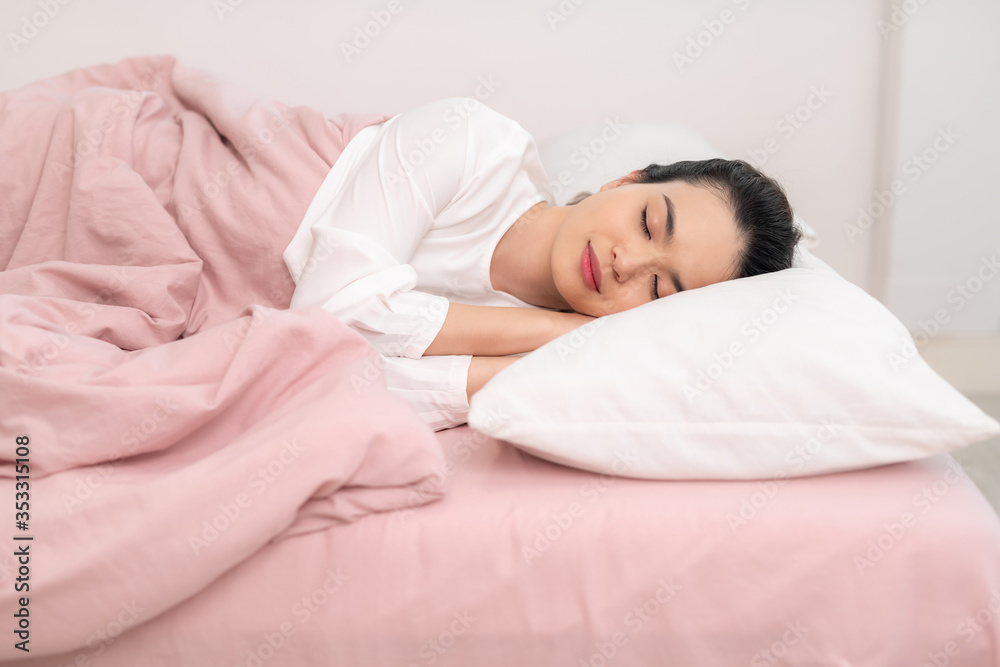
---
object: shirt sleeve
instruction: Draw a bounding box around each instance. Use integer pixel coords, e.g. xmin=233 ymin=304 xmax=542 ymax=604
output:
xmin=283 ymin=97 xmax=491 ymax=360
xmin=381 ymin=354 xmax=473 ymax=432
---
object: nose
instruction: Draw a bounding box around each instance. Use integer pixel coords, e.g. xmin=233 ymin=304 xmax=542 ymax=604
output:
xmin=611 ymin=244 xmax=660 ymax=282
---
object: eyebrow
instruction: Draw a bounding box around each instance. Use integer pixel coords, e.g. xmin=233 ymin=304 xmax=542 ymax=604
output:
xmin=662 ymin=194 xmax=686 ymax=294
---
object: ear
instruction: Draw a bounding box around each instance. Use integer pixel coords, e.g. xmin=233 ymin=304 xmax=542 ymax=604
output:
xmin=598 ymin=169 xmax=643 ymax=192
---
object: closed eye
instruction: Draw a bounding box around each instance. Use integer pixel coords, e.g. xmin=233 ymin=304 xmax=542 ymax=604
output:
xmin=640 ymin=205 xmax=659 ymax=299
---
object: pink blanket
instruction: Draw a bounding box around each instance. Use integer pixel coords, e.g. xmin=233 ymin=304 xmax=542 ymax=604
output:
xmin=0 ymin=56 xmax=446 ymax=660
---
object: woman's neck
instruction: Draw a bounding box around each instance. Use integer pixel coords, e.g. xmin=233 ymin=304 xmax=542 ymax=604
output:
xmin=490 ymin=200 xmax=573 ymax=311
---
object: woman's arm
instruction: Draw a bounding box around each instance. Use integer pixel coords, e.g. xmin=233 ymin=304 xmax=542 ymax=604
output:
xmin=466 ymin=355 xmax=522 ymax=403
xmin=283 ymin=99 xmax=479 ymax=360
xmin=424 ymin=302 xmax=595 ymax=357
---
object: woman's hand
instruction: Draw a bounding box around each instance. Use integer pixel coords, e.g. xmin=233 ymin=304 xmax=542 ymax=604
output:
xmin=544 ymin=311 xmax=598 ymax=345
xmin=463 ymin=312 xmax=597 ymax=403
xmin=424 ymin=302 xmax=597 ymax=358
xmin=466 ymin=355 xmax=521 ymax=403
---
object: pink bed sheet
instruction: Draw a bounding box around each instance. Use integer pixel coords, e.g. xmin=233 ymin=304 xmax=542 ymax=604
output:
xmin=0 ymin=55 xmax=448 ymax=661
xmin=13 ymin=425 xmax=1000 ymax=666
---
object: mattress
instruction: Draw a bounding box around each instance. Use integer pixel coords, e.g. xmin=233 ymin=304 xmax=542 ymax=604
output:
xmin=17 ymin=425 xmax=1000 ymax=666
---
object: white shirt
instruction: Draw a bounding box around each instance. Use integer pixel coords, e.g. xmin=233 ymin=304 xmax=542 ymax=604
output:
xmin=282 ymin=97 xmax=555 ymax=432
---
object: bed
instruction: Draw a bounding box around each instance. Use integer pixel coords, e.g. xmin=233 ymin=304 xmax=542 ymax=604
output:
xmin=12 ymin=426 xmax=1000 ymax=666
xmin=2 ymin=56 xmax=1000 ymax=667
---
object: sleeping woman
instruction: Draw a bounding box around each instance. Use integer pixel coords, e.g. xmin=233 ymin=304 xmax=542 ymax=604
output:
xmin=282 ymin=97 xmax=801 ymax=431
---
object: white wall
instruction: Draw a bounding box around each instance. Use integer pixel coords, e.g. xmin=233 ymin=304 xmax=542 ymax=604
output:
xmin=1 ymin=0 xmax=884 ymax=291
xmin=879 ymin=0 xmax=1000 ymax=337
xmin=6 ymin=0 xmax=994 ymax=342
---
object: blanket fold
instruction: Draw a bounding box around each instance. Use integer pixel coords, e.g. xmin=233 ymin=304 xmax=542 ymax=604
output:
xmin=0 ymin=55 xmax=442 ymax=660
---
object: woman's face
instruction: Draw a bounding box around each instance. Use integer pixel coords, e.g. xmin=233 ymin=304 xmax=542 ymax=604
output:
xmin=551 ymin=178 xmax=743 ymax=317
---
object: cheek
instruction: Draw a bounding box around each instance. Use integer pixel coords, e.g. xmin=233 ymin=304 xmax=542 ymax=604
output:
xmin=563 ymin=234 xmax=586 ymax=281
xmin=554 ymin=235 xmax=571 ymax=287
xmin=552 ymin=238 xmax=582 ymax=306
xmin=608 ymin=289 xmax=643 ymax=316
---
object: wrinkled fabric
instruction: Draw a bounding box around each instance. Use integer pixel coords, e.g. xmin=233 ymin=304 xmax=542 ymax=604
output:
xmin=0 ymin=55 xmax=446 ymax=660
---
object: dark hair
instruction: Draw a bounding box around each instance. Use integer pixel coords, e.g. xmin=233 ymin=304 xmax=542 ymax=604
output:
xmin=569 ymin=159 xmax=801 ymax=280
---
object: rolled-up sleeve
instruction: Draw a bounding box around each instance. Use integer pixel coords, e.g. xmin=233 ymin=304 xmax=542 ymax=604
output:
xmin=381 ymin=354 xmax=473 ymax=432
xmin=283 ymin=97 xmax=529 ymax=427
xmin=283 ymin=98 xmax=477 ymax=359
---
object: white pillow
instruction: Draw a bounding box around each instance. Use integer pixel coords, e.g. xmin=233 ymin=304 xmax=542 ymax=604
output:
xmin=466 ymin=125 xmax=1000 ymax=480
xmin=467 ymin=264 xmax=1000 ymax=479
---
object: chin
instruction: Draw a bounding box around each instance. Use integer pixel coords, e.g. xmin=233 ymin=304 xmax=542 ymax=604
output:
xmin=575 ymin=300 xmax=604 ymax=318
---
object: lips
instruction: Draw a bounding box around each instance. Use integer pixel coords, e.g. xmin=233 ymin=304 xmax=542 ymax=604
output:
xmin=589 ymin=242 xmax=602 ymax=292
xmin=581 ymin=241 xmax=601 ymax=293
